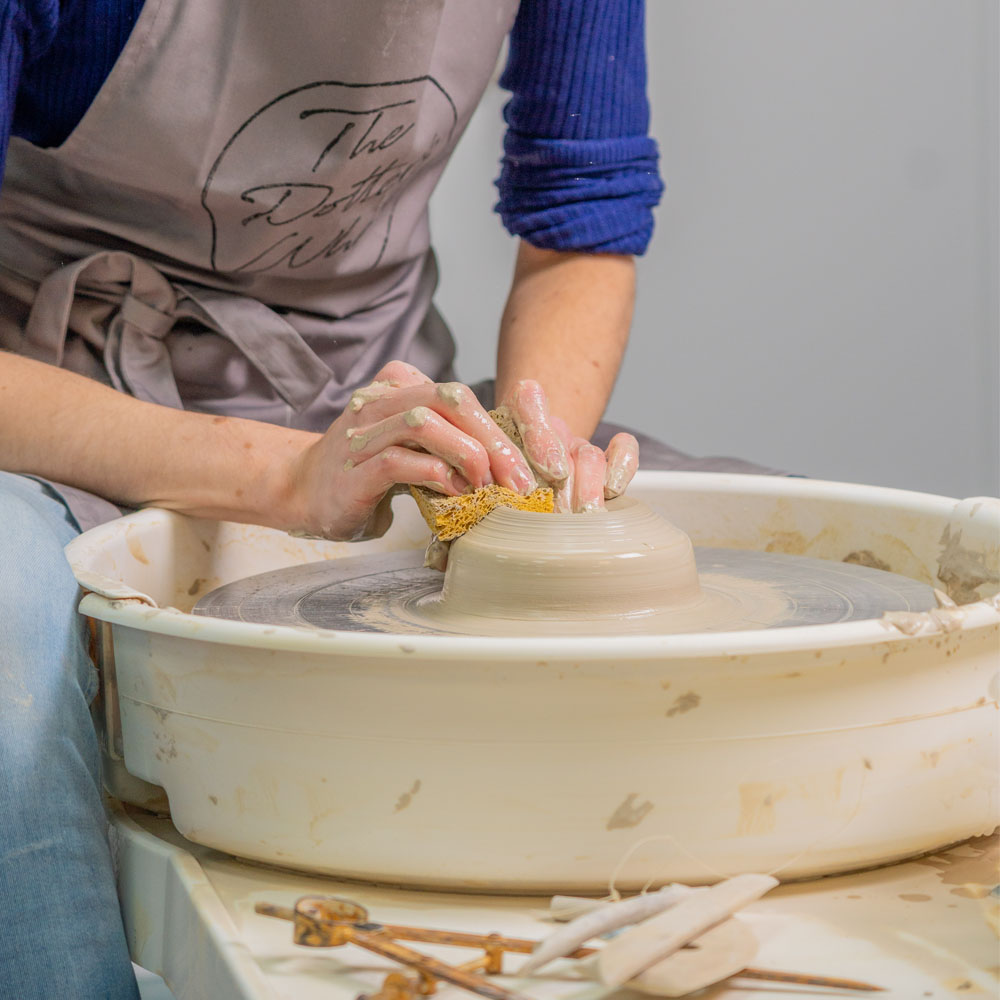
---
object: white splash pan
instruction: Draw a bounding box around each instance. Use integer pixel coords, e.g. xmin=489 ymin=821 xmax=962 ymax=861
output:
xmin=68 ymin=471 xmax=1000 ymax=892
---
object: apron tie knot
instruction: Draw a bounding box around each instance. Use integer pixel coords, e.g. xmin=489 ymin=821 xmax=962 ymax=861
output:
xmin=119 ymin=292 xmax=175 ymax=340
xmin=22 ymin=251 xmax=333 ymax=413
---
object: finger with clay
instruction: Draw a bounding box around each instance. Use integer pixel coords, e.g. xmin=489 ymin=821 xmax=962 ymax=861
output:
xmin=288 ymin=362 xmax=533 ymax=542
xmin=502 ymin=379 xmax=639 ymax=512
xmin=603 ymin=431 xmax=639 ymax=499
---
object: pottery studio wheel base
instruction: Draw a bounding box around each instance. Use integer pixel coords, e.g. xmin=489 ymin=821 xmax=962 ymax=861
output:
xmin=192 ymin=547 xmax=938 ymax=636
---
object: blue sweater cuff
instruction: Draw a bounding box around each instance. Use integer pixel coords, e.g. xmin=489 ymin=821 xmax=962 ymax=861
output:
xmin=495 ymin=131 xmax=664 ymax=255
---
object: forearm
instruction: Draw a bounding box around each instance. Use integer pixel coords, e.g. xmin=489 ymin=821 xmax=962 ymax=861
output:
xmin=0 ymin=352 xmax=313 ymax=528
xmin=496 ymin=242 xmax=635 ymax=440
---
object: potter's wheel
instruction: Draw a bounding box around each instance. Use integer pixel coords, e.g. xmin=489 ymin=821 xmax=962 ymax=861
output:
xmin=193 ymin=547 xmax=936 ymax=635
xmin=193 ymin=497 xmax=937 ymax=636
xmin=69 ymin=473 xmax=1000 ymax=890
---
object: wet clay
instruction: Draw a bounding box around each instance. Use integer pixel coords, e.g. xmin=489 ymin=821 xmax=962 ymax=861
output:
xmin=413 ymin=498 xmax=789 ymax=636
xmin=437 ymin=498 xmax=701 ymax=622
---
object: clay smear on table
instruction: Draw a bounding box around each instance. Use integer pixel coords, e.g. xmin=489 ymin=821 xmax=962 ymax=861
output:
xmin=378 ymin=497 xmax=789 ymax=637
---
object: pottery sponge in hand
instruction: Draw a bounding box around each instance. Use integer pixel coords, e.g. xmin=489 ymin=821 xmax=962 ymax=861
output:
xmin=409 ymin=482 xmax=554 ymax=541
xmin=408 ymin=405 xmax=554 ymax=541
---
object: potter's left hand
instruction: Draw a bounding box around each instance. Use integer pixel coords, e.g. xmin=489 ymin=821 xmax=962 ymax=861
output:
xmin=501 ymin=380 xmax=639 ymax=513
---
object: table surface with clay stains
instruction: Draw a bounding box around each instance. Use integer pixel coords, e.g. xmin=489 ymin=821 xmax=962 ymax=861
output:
xmin=114 ymin=806 xmax=999 ymax=1000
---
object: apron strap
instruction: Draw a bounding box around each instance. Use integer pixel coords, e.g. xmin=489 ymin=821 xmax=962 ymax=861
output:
xmin=176 ymin=283 xmax=334 ymax=413
xmin=23 ymin=251 xmax=333 ymax=413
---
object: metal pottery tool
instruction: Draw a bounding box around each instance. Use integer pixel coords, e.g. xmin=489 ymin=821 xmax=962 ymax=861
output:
xmin=255 ymin=895 xmax=884 ymax=998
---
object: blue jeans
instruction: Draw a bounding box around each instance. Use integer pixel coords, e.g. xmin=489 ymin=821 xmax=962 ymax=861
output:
xmin=0 ymin=472 xmax=139 ymax=999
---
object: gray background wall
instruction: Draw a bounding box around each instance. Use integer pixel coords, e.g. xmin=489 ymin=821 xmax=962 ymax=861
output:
xmin=430 ymin=0 xmax=999 ymax=500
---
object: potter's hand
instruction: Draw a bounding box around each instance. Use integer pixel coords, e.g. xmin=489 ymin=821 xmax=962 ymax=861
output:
xmin=291 ymin=362 xmax=536 ymax=540
xmin=502 ymin=380 xmax=639 ymax=513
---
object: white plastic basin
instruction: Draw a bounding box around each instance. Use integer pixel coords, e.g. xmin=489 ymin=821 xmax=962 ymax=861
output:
xmin=68 ymin=471 xmax=1000 ymax=891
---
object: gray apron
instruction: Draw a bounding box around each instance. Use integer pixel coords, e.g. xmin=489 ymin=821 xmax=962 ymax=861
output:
xmin=0 ymin=0 xmax=520 ymax=528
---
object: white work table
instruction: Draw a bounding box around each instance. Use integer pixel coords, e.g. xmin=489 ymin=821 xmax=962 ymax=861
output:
xmin=113 ymin=806 xmax=998 ymax=1000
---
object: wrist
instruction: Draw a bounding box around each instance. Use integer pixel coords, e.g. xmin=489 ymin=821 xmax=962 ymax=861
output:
xmin=238 ymin=422 xmax=320 ymax=533
xmin=148 ymin=413 xmax=320 ymax=532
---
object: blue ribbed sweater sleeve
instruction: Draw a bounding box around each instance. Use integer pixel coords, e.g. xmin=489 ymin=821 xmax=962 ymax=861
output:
xmin=496 ymin=0 xmax=664 ymax=255
xmin=1 ymin=0 xmax=141 ymax=183
xmin=0 ymin=0 xmax=58 ymax=182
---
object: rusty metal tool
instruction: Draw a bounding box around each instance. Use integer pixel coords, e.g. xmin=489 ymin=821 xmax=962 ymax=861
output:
xmin=255 ymin=895 xmax=885 ymax=998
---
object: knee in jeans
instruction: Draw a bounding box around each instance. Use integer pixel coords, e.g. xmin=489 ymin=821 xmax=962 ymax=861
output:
xmin=0 ymin=485 xmax=96 ymax=708
xmin=0 ymin=487 xmax=80 ymax=608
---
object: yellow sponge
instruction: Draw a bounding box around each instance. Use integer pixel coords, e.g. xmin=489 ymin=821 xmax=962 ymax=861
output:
xmin=409 ymin=483 xmax=554 ymax=541
xmin=408 ymin=405 xmax=553 ymax=540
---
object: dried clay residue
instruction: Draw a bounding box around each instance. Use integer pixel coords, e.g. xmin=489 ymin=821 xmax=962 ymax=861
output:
xmin=911 ymin=832 xmax=1000 ymax=897
xmin=126 ymin=531 xmax=149 ymax=565
xmin=764 ymin=525 xmax=837 ymax=557
xmin=606 ymin=793 xmax=654 ymax=830
xmin=394 ymin=779 xmax=422 ymax=813
xmin=737 ymin=782 xmax=787 ymax=836
xmin=154 ymin=731 xmax=178 ymax=762
xmin=941 ymin=978 xmax=982 ymax=993
xmin=736 ymin=768 xmax=846 ymax=837
xmin=843 ymin=549 xmax=892 ymax=573
xmin=666 ymin=691 xmax=701 ymax=717
xmin=882 ymin=606 xmax=966 ymax=637
xmin=937 ymin=525 xmax=1000 ymax=605
xmin=750 ymin=499 xmax=933 ymax=583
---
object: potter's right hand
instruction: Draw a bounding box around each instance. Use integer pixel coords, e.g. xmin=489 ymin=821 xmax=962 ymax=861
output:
xmin=287 ymin=362 xmax=536 ymax=541
xmin=502 ymin=380 xmax=639 ymax=513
